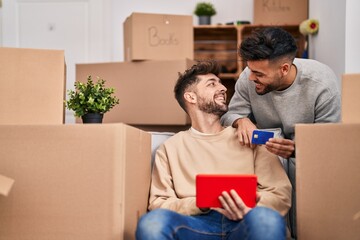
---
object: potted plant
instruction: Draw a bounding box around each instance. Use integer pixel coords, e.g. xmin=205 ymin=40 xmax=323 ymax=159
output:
xmin=194 ymin=2 xmax=216 ymax=25
xmin=65 ymin=75 xmax=119 ymax=123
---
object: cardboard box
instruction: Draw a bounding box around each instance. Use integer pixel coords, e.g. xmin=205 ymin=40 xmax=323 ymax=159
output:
xmin=124 ymin=12 xmax=194 ymax=61
xmin=0 ymin=47 xmax=66 ymax=124
xmin=0 ymin=124 xmax=151 ymax=240
xmin=253 ymin=0 xmax=308 ymax=25
xmin=75 ymin=59 xmax=193 ymax=125
xmin=342 ymin=73 xmax=360 ymax=123
xmin=296 ymin=123 xmax=360 ymax=240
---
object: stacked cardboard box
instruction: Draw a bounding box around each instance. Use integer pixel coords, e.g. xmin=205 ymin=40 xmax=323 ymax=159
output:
xmin=295 ymin=74 xmax=360 ymax=239
xmin=75 ymin=12 xmax=194 ymax=131
xmin=0 ymin=47 xmax=66 ymax=124
xmin=253 ymin=0 xmax=308 ymax=25
xmin=123 ymin=12 xmax=193 ymax=61
xmin=76 ymin=59 xmax=193 ymax=126
xmin=0 ymin=124 xmax=151 ymax=240
xmin=0 ymin=47 xmax=152 ymax=239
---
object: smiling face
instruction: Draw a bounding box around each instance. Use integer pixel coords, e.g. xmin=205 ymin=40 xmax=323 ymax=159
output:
xmin=247 ymin=59 xmax=291 ymax=95
xmin=188 ymin=73 xmax=228 ymax=116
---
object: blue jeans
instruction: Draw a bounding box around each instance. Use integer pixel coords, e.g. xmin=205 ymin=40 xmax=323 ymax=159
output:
xmin=136 ymin=207 xmax=286 ymax=240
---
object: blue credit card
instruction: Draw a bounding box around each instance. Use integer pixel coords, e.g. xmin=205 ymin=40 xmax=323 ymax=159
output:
xmin=251 ymin=130 xmax=274 ymax=145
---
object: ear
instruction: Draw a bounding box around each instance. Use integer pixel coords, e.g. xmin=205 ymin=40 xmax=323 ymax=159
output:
xmin=184 ymin=92 xmax=196 ymax=103
xmin=280 ymin=62 xmax=291 ymax=76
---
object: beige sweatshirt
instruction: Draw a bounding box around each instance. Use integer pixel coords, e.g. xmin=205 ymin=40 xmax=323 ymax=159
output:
xmin=149 ymin=126 xmax=291 ymax=216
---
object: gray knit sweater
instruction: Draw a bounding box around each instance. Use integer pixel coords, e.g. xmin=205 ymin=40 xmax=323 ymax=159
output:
xmin=221 ymin=58 xmax=341 ymax=140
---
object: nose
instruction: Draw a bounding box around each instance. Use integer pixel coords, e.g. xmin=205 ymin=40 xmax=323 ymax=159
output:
xmin=248 ymin=71 xmax=257 ymax=81
xmin=219 ymin=82 xmax=227 ymax=92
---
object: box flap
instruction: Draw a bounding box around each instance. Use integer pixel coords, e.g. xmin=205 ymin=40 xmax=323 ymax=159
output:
xmin=0 ymin=174 xmax=15 ymax=196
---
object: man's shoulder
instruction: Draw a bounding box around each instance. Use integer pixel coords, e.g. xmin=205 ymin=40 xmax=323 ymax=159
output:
xmin=163 ymin=127 xmax=237 ymax=145
xmin=161 ymin=130 xmax=190 ymax=146
xmin=294 ymin=58 xmax=338 ymax=85
xmin=294 ymin=58 xmax=334 ymax=72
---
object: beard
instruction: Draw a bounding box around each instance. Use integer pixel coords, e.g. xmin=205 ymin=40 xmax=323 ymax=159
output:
xmin=197 ymin=96 xmax=228 ymax=117
xmin=254 ymin=74 xmax=283 ymax=95
xmin=255 ymin=83 xmax=276 ymax=95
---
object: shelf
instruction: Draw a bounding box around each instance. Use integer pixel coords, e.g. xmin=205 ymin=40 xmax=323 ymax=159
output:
xmin=194 ymin=24 xmax=305 ymax=102
xmin=194 ymin=24 xmax=305 ymax=76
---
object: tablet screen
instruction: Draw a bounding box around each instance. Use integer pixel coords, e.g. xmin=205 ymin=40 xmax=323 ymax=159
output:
xmin=196 ymin=174 xmax=257 ymax=208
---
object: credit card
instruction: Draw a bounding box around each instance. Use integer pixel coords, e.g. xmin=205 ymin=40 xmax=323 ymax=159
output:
xmin=251 ymin=130 xmax=274 ymax=145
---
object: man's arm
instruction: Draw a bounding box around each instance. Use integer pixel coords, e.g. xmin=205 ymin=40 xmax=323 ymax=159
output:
xmin=220 ymin=69 xmax=252 ymax=127
xmin=254 ymin=146 xmax=292 ymax=216
xmin=148 ymin=145 xmax=203 ymax=216
xmin=315 ymin=93 xmax=341 ymax=123
xmin=221 ymin=69 xmax=256 ymax=147
xmin=233 ymin=117 xmax=257 ymax=148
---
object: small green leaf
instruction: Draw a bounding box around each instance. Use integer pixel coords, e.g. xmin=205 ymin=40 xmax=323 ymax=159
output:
xmin=65 ymin=75 xmax=120 ymax=117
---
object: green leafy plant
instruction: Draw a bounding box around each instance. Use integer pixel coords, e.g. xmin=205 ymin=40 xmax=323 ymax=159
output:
xmin=194 ymin=2 xmax=216 ymax=16
xmin=65 ymin=75 xmax=120 ymax=117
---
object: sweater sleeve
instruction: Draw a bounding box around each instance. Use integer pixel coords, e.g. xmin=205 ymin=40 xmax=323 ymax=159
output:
xmin=254 ymin=146 xmax=292 ymax=216
xmin=314 ymin=89 xmax=341 ymax=123
xmin=220 ymin=68 xmax=253 ymax=126
xmin=148 ymin=145 xmax=203 ymax=215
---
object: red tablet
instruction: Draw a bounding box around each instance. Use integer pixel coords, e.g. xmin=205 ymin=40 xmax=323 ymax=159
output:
xmin=196 ymin=174 xmax=257 ymax=208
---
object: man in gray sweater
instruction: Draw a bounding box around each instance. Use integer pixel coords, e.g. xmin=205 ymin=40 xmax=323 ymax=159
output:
xmin=220 ymin=27 xmax=341 ymax=239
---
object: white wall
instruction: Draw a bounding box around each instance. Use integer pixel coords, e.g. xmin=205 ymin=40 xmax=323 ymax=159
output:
xmin=308 ymin=0 xmax=346 ymax=86
xmin=110 ymin=0 xmax=253 ymax=61
xmin=0 ymin=4 xmax=2 ymax=46
xmin=309 ymin=0 xmax=360 ymax=86
xmin=345 ymin=0 xmax=360 ymax=74
xmin=2 ymin=0 xmax=358 ymax=80
xmin=0 ymin=0 xmax=253 ymax=63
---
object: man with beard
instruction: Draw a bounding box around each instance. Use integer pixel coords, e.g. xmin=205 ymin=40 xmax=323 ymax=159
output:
xmin=136 ymin=60 xmax=292 ymax=240
xmin=220 ymin=27 xmax=341 ymax=238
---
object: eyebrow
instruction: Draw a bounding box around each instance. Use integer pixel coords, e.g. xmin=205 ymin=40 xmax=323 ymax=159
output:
xmin=248 ymin=68 xmax=264 ymax=75
xmin=205 ymin=78 xmax=222 ymax=84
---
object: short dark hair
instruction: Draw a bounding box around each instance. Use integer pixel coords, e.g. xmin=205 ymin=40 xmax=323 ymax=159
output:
xmin=239 ymin=27 xmax=297 ymax=62
xmin=174 ymin=60 xmax=220 ymax=112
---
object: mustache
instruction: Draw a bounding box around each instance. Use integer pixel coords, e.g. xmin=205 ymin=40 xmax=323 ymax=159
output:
xmin=214 ymin=91 xmax=226 ymax=99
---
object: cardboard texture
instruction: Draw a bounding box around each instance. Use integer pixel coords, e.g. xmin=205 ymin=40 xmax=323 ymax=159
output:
xmin=0 ymin=175 xmax=15 ymax=197
xmin=0 ymin=124 xmax=151 ymax=240
xmin=76 ymin=59 xmax=193 ymax=125
xmin=124 ymin=12 xmax=193 ymax=61
xmin=296 ymin=123 xmax=360 ymax=240
xmin=342 ymin=73 xmax=360 ymax=123
xmin=0 ymin=47 xmax=65 ymax=124
xmin=253 ymin=0 xmax=308 ymax=25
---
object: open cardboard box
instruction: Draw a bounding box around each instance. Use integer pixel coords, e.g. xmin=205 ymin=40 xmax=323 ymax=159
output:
xmin=0 ymin=123 xmax=151 ymax=240
xmin=296 ymin=123 xmax=360 ymax=239
xmin=0 ymin=47 xmax=66 ymax=124
xmin=295 ymin=73 xmax=360 ymax=239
